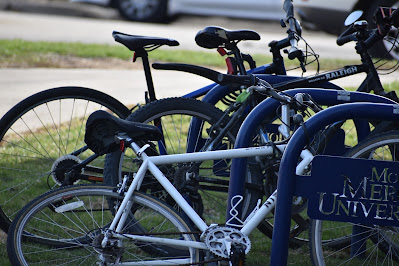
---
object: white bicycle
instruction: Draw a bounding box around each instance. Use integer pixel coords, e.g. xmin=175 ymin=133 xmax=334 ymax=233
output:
xmin=6 ymin=79 xmax=317 ymax=265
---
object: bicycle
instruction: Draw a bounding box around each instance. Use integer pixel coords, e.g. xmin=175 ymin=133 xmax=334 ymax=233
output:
xmin=0 ymin=30 xmax=286 ymax=233
xmin=6 ymin=78 xmax=327 ymax=265
xmin=8 ymin=71 xmax=399 ymax=265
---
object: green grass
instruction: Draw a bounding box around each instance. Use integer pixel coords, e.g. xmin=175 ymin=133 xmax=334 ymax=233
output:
xmin=0 ymin=39 xmax=363 ymax=70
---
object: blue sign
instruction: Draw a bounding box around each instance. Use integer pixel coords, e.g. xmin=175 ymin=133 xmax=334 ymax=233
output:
xmin=307 ymin=155 xmax=399 ymax=226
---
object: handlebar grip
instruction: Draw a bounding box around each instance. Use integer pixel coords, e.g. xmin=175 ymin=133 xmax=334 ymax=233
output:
xmin=287 ymin=46 xmax=303 ymax=60
xmin=337 ymin=33 xmax=357 ymax=46
xmin=336 ymin=24 xmax=356 ymax=46
xmin=283 ymin=0 xmax=294 ymax=19
xmin=269 ymin=37 xmax=290 ymax=50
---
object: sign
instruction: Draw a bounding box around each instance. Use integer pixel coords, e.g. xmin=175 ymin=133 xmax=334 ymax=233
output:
xmin=307 ymin=155 xmax=399 ymax=226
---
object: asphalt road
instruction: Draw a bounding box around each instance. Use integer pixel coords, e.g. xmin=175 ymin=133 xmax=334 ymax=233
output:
xmin=1 ymin=0 xmax=356 ymax=59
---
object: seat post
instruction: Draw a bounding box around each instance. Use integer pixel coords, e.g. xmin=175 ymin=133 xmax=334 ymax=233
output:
xmin=228 ymin=44 xmax=247 ymax=75
xmin=135 ymin=49 xmax=156 ymax=103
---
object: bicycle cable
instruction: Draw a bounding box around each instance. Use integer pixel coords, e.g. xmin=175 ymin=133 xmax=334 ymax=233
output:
xmin=374 ymin=31 xmax=399 ymax=74
xmin=285 ymin=33 xmax=320 ymax=75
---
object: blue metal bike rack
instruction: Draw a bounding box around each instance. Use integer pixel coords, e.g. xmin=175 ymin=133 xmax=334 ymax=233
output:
xmin=270 ymin=102 xmax=399 ymax=265
xmin=226 ymin=89 xmax=397 ymax=223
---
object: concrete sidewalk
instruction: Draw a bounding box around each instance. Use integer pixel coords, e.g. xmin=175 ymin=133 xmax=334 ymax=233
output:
xmin=0 ymin=68 xmax=211 ymax=117
xmin=2 ymin=67 xmax=399 ymax=118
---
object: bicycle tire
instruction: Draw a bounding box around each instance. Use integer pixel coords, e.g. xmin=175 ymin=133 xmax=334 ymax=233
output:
xmin=309 ymin=131 xmax=399 ymax=265
xmin=7 ymin=185 xmax=200 ymax=265
xmin=104 ymin=97 xmax=264 ymax=225
xmin=0 ymin=86 xmax=130 ymax=233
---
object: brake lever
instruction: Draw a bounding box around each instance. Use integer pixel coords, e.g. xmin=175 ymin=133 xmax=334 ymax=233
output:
xmin=284 ymin=46 xmax=307 ymax=72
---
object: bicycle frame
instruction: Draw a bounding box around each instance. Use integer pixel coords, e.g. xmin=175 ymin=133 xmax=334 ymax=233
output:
xmin=102 ymin=138 xmax=313 ymax=259
xmin=97 ymin=98 xmax=310 ymax=260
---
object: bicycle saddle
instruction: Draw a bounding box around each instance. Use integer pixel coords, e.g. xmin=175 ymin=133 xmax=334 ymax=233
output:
xmin=113 ymin=31 xmax=179 ymax=51
xmin=195 ymin=26 xmax=260 ymax=49
xmin=85 ymin=110 xmax=163 ymax=155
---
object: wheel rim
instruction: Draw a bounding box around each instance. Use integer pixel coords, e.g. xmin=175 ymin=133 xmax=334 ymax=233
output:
xmin=11 ymin=187 xmax=199 ymax=265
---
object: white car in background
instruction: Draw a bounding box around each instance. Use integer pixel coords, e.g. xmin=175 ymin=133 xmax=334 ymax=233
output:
xmin=295 ymin=0 xmax=399 ymax=59
xmin=71 ymin=0 xmax=285 ymax=23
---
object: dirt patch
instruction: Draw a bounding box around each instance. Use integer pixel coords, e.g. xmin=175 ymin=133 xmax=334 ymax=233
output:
xmin=0 ymin=230 xmax=6 ymax=243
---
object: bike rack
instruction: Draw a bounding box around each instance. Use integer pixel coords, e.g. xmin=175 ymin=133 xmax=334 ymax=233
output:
xmin=226 ymin=88 xmax=397 ymax=223
xmin=270 ymin=102 xmax=399 ymax=265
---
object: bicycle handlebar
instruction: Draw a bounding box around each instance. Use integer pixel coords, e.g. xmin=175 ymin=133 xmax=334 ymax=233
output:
xmin=269 ymin=37 xmax=291 ymax=51
xmin=337 ymin=8 xmax=399 ymax=47
xmin=283 ymin=0 xmax=294 ymax=19
xmin=283 ymin=0 xmax=305 ymax=66
xmin=336 ymin=24 xmax=357 ymax=46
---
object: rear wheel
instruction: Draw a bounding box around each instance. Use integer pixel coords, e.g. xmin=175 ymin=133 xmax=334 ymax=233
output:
xmin=0 ymin=86 xmax=130 ymax=232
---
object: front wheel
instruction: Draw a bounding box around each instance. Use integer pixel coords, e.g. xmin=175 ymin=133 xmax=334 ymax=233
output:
xmin=7 ymin=185 xmax=201 ymax=265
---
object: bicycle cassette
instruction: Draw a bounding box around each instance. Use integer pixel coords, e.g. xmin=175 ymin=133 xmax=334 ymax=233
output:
xmin=51 ymin=155 xmax=82 ymax=185
xmin=202 ymin=226 xmax=251 ymax=258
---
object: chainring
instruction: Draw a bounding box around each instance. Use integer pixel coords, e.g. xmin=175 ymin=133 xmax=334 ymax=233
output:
xmin=202 ymin=226 xmax=251 ymax=258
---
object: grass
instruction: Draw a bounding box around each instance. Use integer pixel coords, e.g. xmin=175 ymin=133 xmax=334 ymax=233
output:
xmin=0 ymin=108 xmax=396 ymax=265
xmin=0 ymin=39 xmax=364 ymax=70
xmin=0 ymin=105 xmax=314 ymax=265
